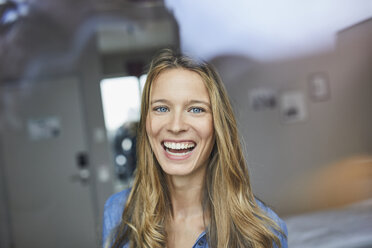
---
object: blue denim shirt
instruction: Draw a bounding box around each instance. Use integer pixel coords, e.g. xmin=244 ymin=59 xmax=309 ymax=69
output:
xmin=102 ymin=189 xmax=288 ymax=248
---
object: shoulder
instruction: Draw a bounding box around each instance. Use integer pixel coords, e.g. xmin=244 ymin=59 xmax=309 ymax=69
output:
xmin=104 ymin=188 xmax=131 ymax=213
xmin=256 ymin=199 xmax=288 ymax=248
xmin=102 ymin=188 xmax=132 ymax=246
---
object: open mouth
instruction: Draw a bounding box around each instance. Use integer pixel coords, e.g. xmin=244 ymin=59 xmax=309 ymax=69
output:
xmin=162 ymin=141 xmax=196 ymax=156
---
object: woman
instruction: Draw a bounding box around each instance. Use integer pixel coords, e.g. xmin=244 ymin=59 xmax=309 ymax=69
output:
xmin=103 ymin=49 xmax=288 ymax=248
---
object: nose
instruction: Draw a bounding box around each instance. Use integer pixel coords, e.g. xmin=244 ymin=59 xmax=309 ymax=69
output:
xmin=167 ymin=111 xmax=188 ymax=134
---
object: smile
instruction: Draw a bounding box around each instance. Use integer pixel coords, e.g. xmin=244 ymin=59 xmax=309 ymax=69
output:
xmin=162 ymin=141 xmax=196 ymax=158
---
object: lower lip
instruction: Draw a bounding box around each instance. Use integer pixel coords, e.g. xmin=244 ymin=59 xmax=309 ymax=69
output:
xmin=163 ymin=148 xmax=193 ymax=160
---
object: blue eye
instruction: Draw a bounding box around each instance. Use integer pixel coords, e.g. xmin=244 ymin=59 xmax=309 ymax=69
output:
xmin=190 ymin=107 xmax=204 ymax=113
xmin=155 ymin=106 xmax=168 ymax=112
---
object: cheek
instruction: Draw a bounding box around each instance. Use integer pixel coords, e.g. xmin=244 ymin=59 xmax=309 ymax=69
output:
xmin=199 ymin=118 xmax=214 ymax=140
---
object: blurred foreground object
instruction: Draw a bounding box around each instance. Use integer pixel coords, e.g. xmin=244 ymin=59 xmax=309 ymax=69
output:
xmin=288 ymin=156 xmax=372 ymax=211
xmin=303 ymin=156 xmax=372 ymax=209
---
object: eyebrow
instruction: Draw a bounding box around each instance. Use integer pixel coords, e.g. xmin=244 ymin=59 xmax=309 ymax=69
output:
xmin=188 ymin=100 xmax=211 ymax=108
xmin=151 ymin=99 xmax=211 ymax=108
xmin=150 ymin=99 xmax=170 ymax=105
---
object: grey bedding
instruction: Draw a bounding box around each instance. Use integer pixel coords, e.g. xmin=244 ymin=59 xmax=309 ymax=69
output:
xmin=284 ymin=199 xmax=372 ymax=248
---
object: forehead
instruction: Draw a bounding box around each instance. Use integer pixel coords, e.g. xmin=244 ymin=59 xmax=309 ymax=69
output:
xmin=150 ymin=68 xmax=210 ymax=102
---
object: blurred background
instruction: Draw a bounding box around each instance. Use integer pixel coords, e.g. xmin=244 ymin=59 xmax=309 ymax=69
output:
xmin=0 ymin=0 xmax=371 ymax=247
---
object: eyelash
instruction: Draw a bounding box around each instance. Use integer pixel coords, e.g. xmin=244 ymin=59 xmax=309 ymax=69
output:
xmin=154 ymin=106 xmax=169 ymax=112
xmin=189 ymin=107 xmax=205 ymax=113
xmin=153 ymin=106 xmax=205 ymax=113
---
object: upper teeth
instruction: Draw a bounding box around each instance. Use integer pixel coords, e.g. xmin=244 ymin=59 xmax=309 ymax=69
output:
xmin=164 ymin=142 xmax=195 ymax=150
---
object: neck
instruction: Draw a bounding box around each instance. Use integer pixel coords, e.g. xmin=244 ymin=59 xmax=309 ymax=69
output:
xmin=167 ymin=171 xmax=205 ymax=219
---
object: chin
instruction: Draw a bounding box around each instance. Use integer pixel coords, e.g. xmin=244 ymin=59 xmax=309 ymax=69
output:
xmin=161 ymin=165 xmax=195 ymax=177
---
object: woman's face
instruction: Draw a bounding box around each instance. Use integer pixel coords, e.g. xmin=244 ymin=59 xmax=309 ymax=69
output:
xmin=146 ymin=68 xmax=214 ymax=179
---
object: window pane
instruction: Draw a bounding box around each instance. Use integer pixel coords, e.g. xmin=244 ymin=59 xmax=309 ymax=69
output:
xmin=100 ymin=76 xmax=140 ymax=133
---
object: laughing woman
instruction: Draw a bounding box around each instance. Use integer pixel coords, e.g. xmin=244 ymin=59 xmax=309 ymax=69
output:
xmin=102 ymin=49 xmax=288 ymax=248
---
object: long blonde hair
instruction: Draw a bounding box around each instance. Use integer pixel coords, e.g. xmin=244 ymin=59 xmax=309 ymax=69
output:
xmin=111 ymin=49 xmax=284 ymax=248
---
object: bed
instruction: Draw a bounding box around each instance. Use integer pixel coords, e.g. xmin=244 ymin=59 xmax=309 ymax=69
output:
xmin=284 ymin=198 xmax=372 ymax=248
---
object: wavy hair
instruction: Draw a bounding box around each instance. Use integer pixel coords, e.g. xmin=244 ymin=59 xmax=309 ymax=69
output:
xmin=111 ymin=49 xmax=284 ymax=248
